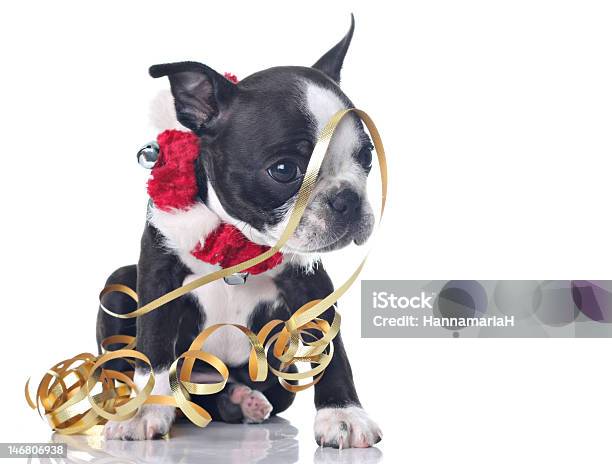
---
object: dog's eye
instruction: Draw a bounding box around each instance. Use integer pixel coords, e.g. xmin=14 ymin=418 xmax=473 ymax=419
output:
xmin=267 ymin=159 xmax=302 ymax=183
xmin=357 ymin=145 xmax=373 ymax=170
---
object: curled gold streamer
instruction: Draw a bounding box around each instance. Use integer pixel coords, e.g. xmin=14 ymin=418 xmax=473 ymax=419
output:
xmin=26 ymin=108 xmax=387 ymax=433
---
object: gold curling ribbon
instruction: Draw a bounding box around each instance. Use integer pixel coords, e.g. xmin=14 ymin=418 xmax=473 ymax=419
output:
xmin=25 ymin=109 xmax=387 ymax=433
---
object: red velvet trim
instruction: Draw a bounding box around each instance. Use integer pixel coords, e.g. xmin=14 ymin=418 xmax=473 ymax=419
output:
xmin=223 ymin=72 xmax=239 ymax=84
xmin=147 ymin=130 xmax=200 ymax=212
xmin=192 ymin=223 xmax=283 ymax=275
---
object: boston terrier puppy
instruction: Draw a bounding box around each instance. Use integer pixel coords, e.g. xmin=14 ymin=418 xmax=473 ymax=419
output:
xmin=97 ymin=16 xmax=381 ymax=448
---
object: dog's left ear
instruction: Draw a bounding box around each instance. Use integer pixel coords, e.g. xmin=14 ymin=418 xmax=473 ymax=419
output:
xmin=149 ymin=61 xmax=236 ymax=134
xmin=312 ymin=14 xmax=355 ymax=83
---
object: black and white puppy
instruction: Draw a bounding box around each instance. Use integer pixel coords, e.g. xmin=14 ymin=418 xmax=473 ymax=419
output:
xmin=97 ymin=16 xmax=381 ymax=448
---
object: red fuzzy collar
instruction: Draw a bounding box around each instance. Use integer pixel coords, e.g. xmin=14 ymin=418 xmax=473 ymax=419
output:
xmin=147 ymin=129 xmax=283 ymax=276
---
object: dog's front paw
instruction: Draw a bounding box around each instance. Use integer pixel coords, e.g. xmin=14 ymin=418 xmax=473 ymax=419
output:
xmin=314 ymin=406 xmax=382 ymax=449
xmin=103 ymin=405 xmax=175 ymax=440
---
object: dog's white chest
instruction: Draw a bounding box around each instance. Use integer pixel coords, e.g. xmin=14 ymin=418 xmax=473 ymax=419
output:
xmin=184 ymin=273 xmax=279 ymax=366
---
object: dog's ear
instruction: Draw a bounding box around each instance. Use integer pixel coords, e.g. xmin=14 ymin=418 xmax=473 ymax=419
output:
xmin=149 ymin=61 xmax=236 ymax=134
xmin=312 ymin=14 xmax=355 ymax=83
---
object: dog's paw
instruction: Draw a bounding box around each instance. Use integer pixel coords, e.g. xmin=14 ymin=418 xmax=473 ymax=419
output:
xmin=314 ymin=406 xmax=382 ymax=449
xmin=103 ymin=405 xmax=175 ymax=440
xmin=229 ymin=385 xmax=273 ymax=423
xmin=229 ymin=384 xmax=252 ymax=404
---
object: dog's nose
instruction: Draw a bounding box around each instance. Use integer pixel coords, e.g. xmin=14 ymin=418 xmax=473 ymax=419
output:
xmin=329 ymin=189 xmax=361 ymax=216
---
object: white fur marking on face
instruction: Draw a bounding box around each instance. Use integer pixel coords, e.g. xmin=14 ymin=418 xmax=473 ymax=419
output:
xmin=303 ymin=81 xmax=366 ymax=194
xmin=304 ymin=83 xmax=353 ymax=139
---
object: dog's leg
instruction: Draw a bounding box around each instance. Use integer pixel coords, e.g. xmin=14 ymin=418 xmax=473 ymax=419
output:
xmin=96 ymin=265 xmax=138 ymax=372
xmin=276 ymin=267 xmax=382 ymax=448
xmin=104 ymin=225 xmax=191 ymax=440
xmin=312 ymin=331 xmax=382 ymax=448
xmin=103 ymin=370 xmax=176 ymax=440
xmin=103 ymin=308 xmax=182 ymax=440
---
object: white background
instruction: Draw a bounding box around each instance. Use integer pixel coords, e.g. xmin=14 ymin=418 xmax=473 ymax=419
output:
xmin=1 ymin=1 xmax=612 ymax=463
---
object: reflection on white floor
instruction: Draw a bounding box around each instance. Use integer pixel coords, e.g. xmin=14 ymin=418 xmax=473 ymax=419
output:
xmin=51 ymin=417 xmax=383 ymax=464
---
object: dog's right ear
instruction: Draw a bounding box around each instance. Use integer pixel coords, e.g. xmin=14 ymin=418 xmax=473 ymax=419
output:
xmin=149 ymin=61 xmax=236 ymax=134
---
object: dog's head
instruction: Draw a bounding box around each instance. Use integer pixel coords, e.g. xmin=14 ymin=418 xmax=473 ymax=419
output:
xmin=150 ymin=16 xmax=374 ymax=260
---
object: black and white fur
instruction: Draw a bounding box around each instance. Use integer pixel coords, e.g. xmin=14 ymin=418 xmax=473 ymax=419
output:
xmin=97 ymin=16 xmax=381 ymax=448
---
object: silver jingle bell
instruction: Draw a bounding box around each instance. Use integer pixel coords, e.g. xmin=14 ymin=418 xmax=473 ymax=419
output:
xmin=223 ymin=272 xmax=249 ymax=285
xmin=137 ymin=141 xmax=160 ymax=169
